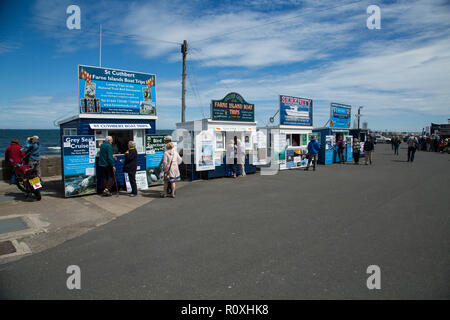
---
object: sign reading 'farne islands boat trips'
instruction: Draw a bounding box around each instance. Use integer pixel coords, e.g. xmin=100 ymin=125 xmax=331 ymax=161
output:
xmin=211 ymin=92 xmax=255 ymax=122
xmin=78 ymin=65 xmax=156 ymax=116
xmin=280 ymin=95 xmax=313 ymax=126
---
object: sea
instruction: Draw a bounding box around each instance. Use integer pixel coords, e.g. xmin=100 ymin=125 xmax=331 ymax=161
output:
xmin=0 ymin=129 xmax=174 ymax=157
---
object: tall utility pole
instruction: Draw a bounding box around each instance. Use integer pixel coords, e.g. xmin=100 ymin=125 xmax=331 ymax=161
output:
xmin=181 ymin=40 xmax=187 ymax=122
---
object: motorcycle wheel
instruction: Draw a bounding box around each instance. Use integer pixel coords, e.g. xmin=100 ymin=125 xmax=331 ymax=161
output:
xmin=16 ymin=180 xmax=27 ymax=192
xmin=33 ymin=188 xmax=42 ymax=201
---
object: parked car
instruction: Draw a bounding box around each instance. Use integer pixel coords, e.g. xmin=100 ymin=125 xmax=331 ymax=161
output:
xmin=375 ymin=135 xmax=391 ymax=143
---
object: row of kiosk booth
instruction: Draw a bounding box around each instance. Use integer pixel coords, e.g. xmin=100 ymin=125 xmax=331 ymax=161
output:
xmin=58 ymin=65 xmax=368 ymax=198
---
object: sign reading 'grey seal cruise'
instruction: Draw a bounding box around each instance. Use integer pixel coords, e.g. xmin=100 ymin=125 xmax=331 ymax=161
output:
xmin=211 ymin=92 xmax=254 ymax=122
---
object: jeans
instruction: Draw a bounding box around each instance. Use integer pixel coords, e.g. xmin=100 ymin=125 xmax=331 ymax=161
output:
xmin=307 ymin=154 xmax=318 ymax=169
xmin=229 ymin=158 xmax=237 ymax=176
xmin=10 ymin=171 xmax=16 ymax=184
xmin=338 ymin=148 xmax=345 ymax=163
xmin=407 ymin=147 xmax=416 ymax=162
xmin=394 ymin=145 xmax=399 ymax=155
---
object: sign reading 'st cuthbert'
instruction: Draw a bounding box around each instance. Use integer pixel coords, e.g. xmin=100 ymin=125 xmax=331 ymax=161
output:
xmin=211 ymin=92 xmax=254 ymax=122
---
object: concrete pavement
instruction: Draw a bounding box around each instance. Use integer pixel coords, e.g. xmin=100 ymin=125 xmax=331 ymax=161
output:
xmin=0 ymin=144 xmax=449 ymax=299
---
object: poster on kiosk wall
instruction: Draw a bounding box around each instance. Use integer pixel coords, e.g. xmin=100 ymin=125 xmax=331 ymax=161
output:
xmin=195 ymin=131 xmax=215 ymax=171
xmin=62 ymin=135 xmax=97 ymax=197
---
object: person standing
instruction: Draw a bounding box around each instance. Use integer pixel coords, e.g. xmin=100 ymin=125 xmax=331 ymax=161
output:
xmin=158 ymin=135 xmax=173 ymax=194
xmin=99 ymin=136 xmax=116 ymax=196
xmin=407 ymin=135 xmax=418 ymax=162
xmin=352 ymin=137 xmax=361 ymax=165
xmin=226 ymin=136 xmax=238 ymax=178
xmin=5 ymin=138 xmax=25 ymax=184
xmin=305 ymin=135 xmax=320 ymax=170
xmin=394 ymin=136 xmax=401 ymax=155
xmin=236 ymin=139 xmax=246 ymax=176
xmin=25 ymin=136 xmax=41 ymax=177
xmin=123 ymin=141 xmax=138 ymax=197
xmin=336 ymin=135 xmax=345 ymax=164
xmin=364 ymin=136 xmax=374 ymax=165
xmin=161 ymin=142 xmax=182 ymax=198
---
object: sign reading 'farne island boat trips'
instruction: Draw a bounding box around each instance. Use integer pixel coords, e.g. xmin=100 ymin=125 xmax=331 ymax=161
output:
xmin=211 ymin=92 xmax=255 ymax=122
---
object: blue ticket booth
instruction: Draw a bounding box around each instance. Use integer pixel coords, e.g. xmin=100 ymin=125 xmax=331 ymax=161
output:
xmin=313 ymin=102 xmax=354 ymax=165
xmin=59 ymin=114 xmax=157 ymax=192
xmin=58 ymin=64 xmax=158 ymax=195
xmin=313 ymin=127 xmax=353 ymax=164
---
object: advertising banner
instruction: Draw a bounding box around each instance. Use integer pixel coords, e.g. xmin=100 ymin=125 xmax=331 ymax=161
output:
xmin=195 ymin=131 xmax=215 ymax=171
xmin=78 ymin=65 xmax=156 ymax=115
xmin=145 ymin=134 xmax=165 ymax=186
xmin=280 ymin=95 xmax=313 ymax=126
xmin=211 ymin=92 xmax=254 ymax=122
xmin=285 ymin=148 xmax=308 ymax=169
xmin=330 ymin=103 xmax=351 ymax=128
xmin=62 ymin=135 xmax=96 ymax=197
xmin=252 ymin=130 xmax=267 ymax=165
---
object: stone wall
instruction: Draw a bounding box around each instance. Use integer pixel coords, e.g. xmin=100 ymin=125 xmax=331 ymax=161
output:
xmin=1 ymin=155 xmax=61 ymax=180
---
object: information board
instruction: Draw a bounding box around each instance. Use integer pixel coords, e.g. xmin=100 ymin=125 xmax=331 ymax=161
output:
xmin=211 ymin=92 xmax=254 ymax=122
xmin=330 ymin=103 xmax=351 ymax=129
xmin=78 ymin=65 xmax=156 ymax=115
xmin=145 ymin=134 xmax=165 ymax=186
xmin=62 ymin=135 xmax=96 ymax=197
xmin=280 ymin=95 xmax=313 ymax=126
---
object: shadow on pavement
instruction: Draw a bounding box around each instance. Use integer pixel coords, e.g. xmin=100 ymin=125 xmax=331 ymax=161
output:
xmin=41 ymin=179 xmax=64 ymax=198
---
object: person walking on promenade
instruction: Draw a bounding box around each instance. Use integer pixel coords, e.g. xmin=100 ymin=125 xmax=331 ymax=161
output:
xmin=158 ymin=135 xmax=173 ymax=194
xmin=236 ymin=139 xmax=246 ymax=176
xmin=336 ymin=135 xmax=345 ymax=164
xmin=393 ymin=136 xmax=401 ymax=155
xmin=305 ymin=135 xmax=320 ymax=170
xmin=99 ymin=136 xmax=116 ymax=196
xmin=352 ymin=137 xmax=361 ymax=164
xmin=407 ymin=135 xmax=419 ymax=162
xmin=5 ymin=138 xmax=25 ymax=184
xmin=391 ymin=137 xmax=395 ymax=150
xmin=161 ymin=142 xmax=182 ymax=198
xmin=364 ymin=136 xmax=374 ymax=165
xmin=123 ymin=141 xmax=138 ymax=197
xmin=24 ymin=136 xmax=41 ymax=177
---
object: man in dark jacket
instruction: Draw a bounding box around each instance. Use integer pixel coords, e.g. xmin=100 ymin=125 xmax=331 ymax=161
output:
xmin=5 ymin=138 xmax=25 ymax=184
xmin=99 ymin=136 xmax=116 ymax=196
xmin=123 ymin=141 xmax=138 ymax=197
xmin=364 ymin=136 xmax=375 ymax=165
xmin=305 ymin=136 xmax=320 ymax=171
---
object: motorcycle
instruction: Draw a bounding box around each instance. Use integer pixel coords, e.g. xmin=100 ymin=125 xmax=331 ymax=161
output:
xmin=13 ymin=158 xmax=42 ymax=201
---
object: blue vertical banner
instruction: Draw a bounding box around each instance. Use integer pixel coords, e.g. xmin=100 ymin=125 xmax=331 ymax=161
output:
xmin=330 ymin=103 xmax=351 ymax=128
xmin=145 ymin=134 xmax=165 ymax=186
xmin=62 ymin=135 xmax=97 ymax=197
xmin=280 ymin=95 xmax=313 ymax=126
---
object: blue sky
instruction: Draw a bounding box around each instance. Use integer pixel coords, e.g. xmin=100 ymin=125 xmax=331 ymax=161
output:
xmin=0 ymin=0 xmax=449 ymax=131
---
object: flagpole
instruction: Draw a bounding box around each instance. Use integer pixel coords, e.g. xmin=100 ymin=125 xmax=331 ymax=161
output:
xmin=99 ymin=24 xmax=102 ymax=67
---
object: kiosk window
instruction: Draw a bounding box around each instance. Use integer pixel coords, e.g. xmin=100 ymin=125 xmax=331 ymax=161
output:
xmin=216 ymin=131 xmax=225 ymax=150
xmin=109 ymin=130 xmax=133 ymax=154
xmin=292 ymin=134 xmax=300 ymax=146
xmin=63 ymin=128 xmax=77 ymax=136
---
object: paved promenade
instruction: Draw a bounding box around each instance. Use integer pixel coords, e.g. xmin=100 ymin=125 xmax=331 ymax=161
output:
xmin=0 ymin=144 xmax=449 ymax=299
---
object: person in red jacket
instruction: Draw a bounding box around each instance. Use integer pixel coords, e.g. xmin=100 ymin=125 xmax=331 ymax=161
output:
xmin=5 ymin=138 xmax=25 ymax=184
